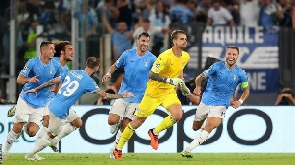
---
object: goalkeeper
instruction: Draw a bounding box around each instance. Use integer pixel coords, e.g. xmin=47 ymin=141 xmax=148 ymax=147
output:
xmin=113 ymin=30 xmax=191 ymax=160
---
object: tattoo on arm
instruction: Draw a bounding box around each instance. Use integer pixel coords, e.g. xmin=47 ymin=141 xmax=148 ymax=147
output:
xmin=195 ymin=73 xmax=207 ymax=87
xmin=149 ymin=71 xmax=167 ymax=83
xmin=36 ymin=79 xmax=56 ymax=92
xmin=240 ymin=86 xmax=250 ymax=102
xmin=107 ymin=64 xmax=118 ymax=75
xmin=105 ymin=93 xmax=123 ymax=100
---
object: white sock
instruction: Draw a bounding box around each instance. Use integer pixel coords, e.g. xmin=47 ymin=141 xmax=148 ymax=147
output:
xmin=111 ymin=130 xmax=122 ymax=150
xmin=185 ymin=130 xmax=209 ymax=152
xmin=200 ymin=120 xmax=206 ymax=131
xmin=37 ymin=127 xmax=48 ymax=139
xmin=28 ymin=135 xmax=51 ymax=156
xmin=4 ymin=130 xmax=20 ymax=153
xmin=56 ymin=123 xmax=76 ymax=140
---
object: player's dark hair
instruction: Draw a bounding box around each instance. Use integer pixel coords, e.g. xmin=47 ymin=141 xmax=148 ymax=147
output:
xmin=52 ymin=40 xmax=72 ymax=57
xmin=227 ymin=45 xmax=239 ymax=55
xmin=171 ymin=30 xmax=186 ymax=40
xmin=40 ymin=41 xmax=53 ymax=49
xmin=86 ymin=57 xmax=100 ymax=69
xmin=138 ymin=32 xmax=150 ymax=39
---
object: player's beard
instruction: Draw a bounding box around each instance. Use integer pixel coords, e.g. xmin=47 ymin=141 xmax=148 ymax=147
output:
xmin=66 ymin=57 xmax=73 ymax=62
xmin=226 ymin=58 xmax=236 ymax=67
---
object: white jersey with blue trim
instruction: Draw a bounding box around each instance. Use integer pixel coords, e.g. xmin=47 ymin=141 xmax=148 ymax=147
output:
xmin=49 ymin=70 xmax=100 ymax=119
xmin=202 ymin=61 xmax=248 ymax=107
xmin=19 ymin=56 xmax=62 ymax=108
xmin=115 ymin=48 xmax=156 ymax=103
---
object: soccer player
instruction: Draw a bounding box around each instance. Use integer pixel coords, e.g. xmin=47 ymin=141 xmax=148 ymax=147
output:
xmin=37 ymin=40 xmax=74 ymax=153
xmin=24 ymin=57 xmax=134 ymax=160
xmin=101 ymin=32 xmax=156 ymax=158
xmin=113 ymin=30 xmax=191 ymax=160
xmin=2 ymin=41 xmax=62 ymax=160
xmin=181 ymin=46 xmax=250 ymax=158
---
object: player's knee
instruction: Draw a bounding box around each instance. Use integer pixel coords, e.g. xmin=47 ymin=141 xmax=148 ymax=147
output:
xmin=192 ymin=125 xmax=200 ymax=131
xmin=108 ymin=116 xmax=120 ymax=125
xmin=108 ymin=118 xmax=117 ymax=125
xmin=76 ymin=120 xmax=83 ymax=128
xmin=72 ymin=118 xmax=83 ymax=128
xmin=192 ymin=120 xmax=204 ymax=131
xmin=25 ymin=124 xmax=39 ymax=137
xmin=172 ymin=113 xmax=182 ymax=122
xmin=27 ymin=130 xmax=38 ymax=137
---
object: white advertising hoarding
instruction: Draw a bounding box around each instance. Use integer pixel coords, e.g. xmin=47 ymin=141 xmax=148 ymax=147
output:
xmin=0 ymin=105 xmax=294 ymax=153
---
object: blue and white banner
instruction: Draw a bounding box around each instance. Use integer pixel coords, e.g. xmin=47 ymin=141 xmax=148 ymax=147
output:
xmin=183 ymin=26 xmax=279 ymax=93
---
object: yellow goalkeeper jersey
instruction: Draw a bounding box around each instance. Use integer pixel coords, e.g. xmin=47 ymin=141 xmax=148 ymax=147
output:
xmin=145 ymin=48 xmax=190 ymax=97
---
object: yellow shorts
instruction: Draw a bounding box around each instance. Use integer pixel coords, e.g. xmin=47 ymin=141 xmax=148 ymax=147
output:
xmin=135 ymin=93 xmax=181 ymax=117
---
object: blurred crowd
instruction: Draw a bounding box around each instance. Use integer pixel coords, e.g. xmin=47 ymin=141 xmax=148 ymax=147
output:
xmin=0 ymin=0 xmax=295 ymax=74
xmin=0 ymin=0 xmax=295 ymax=104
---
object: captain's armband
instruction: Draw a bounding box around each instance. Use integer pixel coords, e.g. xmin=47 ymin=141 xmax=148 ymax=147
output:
xmin=241 ymin=82 xmax=249 ymax=89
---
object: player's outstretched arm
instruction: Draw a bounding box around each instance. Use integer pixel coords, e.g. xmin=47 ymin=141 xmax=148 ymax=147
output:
xmin=104 ymin=92 xmax=134 ymax=100
xmin=102 ymin=64 xmax=118 ymax=83
xmin=194 ymin=73 xmax=207 ymax=96
xmin=179 ymin=82 xmax=191 ymax=96
xmin=17 ymin=74 xmax=39 ymax=85
xmin=25 ymin=77 xmax=61 ymax=94
xmin=95 ymin=90 xmax=134 ymax=100
xmin=149 ymin=71 xmax=184 ymax=86
xmin=232 ymin=85 xmax=250 ymax=109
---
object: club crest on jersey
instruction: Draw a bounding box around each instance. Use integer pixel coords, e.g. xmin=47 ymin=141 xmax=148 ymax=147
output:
xmin=233 ymin=74 xmax=237 ymax=80
xmin=145 ymin=61 xmax=148 ymax=67
xmin=49 ymin=69 xmax=53 ymax=74
xmin=181 ymin=62 xmax=185 ymax=67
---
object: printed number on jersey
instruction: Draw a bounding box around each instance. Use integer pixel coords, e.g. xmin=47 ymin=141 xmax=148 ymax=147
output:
xmin=58 ymin=76 xmax=79 ymax=96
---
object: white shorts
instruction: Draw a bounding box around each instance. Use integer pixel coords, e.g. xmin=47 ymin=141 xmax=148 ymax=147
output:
xmin=47 ymin=108 xmax=79 ymax=136
xmin=43 ymin=101 xmax=50 ymax=116
xmin=14 ymin=97 xmax=43 ymax=126
xmin=194 ymin=102 xmax=227 ymax=121
xmin=48 ymin=111 xmax=64 ymax=136
xmin=63 ymin=108 xmax=80 ymax=123
xmin=109 ymin=99 xmax=138 ymax=120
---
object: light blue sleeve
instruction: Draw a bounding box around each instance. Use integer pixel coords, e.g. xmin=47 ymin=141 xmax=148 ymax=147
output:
xmin=240 ymin=70 xmax=249 ymax=88
xmin=19 ymin=60 xmax=33 ymax=77
xmin=115 ymin=51 xmax=128 ymax=68
xmin=203 ymin=63 xmax=217 ymax=78
xmin=88 ymin=78 xmax=101 ymax=93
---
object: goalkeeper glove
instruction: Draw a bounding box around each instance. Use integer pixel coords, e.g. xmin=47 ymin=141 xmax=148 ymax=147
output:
xmin=179 ymin=82 xmax=191 ymax=96
xmin=166 ymin=78 xmax=184 ymax=86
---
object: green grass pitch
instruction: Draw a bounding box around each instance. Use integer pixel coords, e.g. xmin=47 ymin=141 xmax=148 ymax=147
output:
xmin=2 ymin=153 xmax=295 ymax=165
